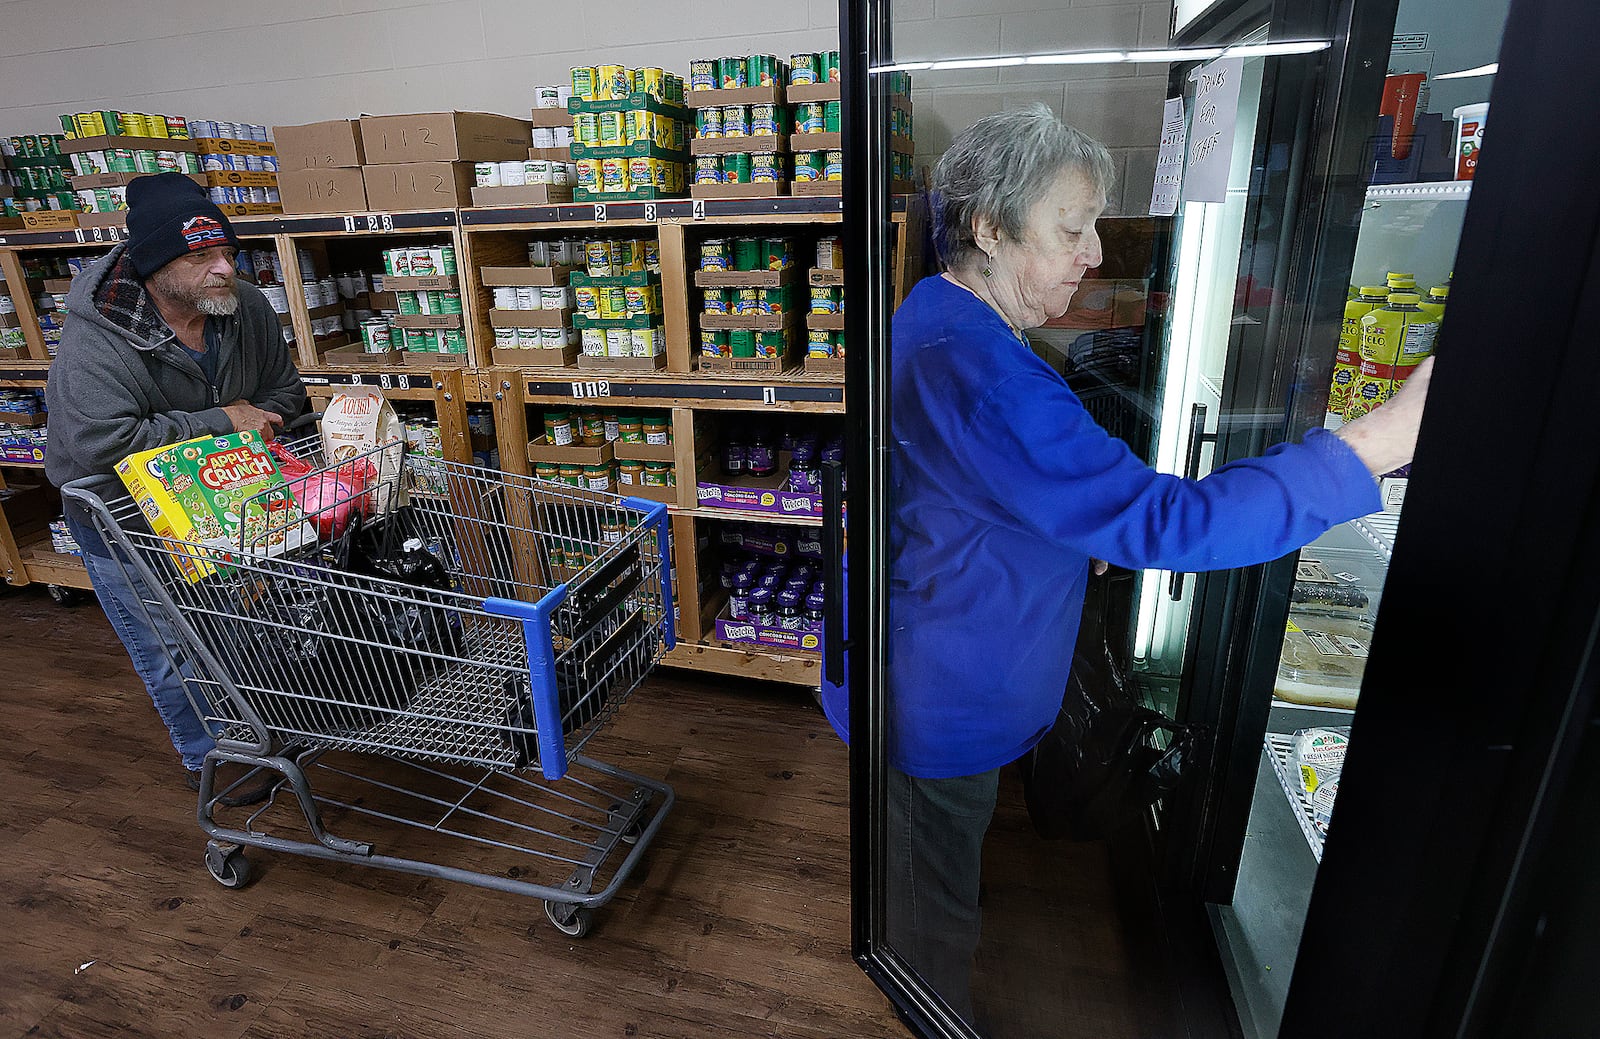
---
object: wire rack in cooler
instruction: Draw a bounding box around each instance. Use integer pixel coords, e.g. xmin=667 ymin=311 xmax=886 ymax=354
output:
xmin=1350 ymin=512 xmax=1400 ymax=561
xmin=1265 ymin=733 xmax=1325 ymax=863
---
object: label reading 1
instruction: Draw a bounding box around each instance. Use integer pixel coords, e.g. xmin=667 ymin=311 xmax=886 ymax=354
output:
xmin=571 ymin=380 xmax=612 ymax=399
xmin=762 ymin=386 xmax=777 ymax=405
xmin=594 ymin=203 xmax=608 ymax=223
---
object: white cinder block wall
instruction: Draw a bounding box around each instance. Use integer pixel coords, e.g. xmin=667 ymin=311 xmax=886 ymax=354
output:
xmin=0 ymin=0 xmax=1171 ymax=213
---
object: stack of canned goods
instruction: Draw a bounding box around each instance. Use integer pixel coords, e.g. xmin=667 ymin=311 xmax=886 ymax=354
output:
xmin=688 ymin=54 xmax=790 ymax=92
xmin=59 ymin=110 xmax=193 ymax=140
xmin=788 ymin=52 xmax=842 ymax=86
xmin=382 ymin=245 xmax=458 ymax=278
xmin=580 ymin=322 xmax=664 ymax=361
xmin=473 ymin=157 xmax=579 ymax=189
xmin=693 ymin=150 xmax=788 ymax=186
xmin=698 ymin=235 xmax=794 ymax=273
xmin=1 ymin=136 xmax=74 ymax=214
xmin=573 ymin=108 xmax=686 ymax=151
xmin=694 ymin=101 xmax=788 ymax=140
xmin=362 ymin=319 xmax=469 ymax=357
xmin=569 ymin=66 xmax=685 ymax=105
xmin=67 ymin=145 xmax=202 ymax=176
xmin=525 ymin=239 xmax=586 ymax=268
xmin=491 ymin=285 xmax=580 ymax=354
xmin=704 ymin=283 xmax=793 ymax=317
xmin=701 ymin=325 xmax=794 ymax=361
xmin=583 ymin=237 xmax=660 ymax=277
xmin=535 ymin=409 xmax=675 ymax=495
xmin=532 ymin=84 xmax=575 ymax=110
xmin=0 ymin=295 xmax=26 ymax=351
xmin=186 ymin=119 xmax=272 ymax=143
xmin=575 ymin=154 xmax=687 ymax=197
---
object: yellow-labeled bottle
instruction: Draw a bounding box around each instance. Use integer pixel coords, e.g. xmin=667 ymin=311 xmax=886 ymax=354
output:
xmin=1328 ymin=286 xmax=1390 ymax=421
xmin=1418 ymin=284 xmax=1449 ymax=322
xmin=1347 ymin=292 xmax=1438 ymax=418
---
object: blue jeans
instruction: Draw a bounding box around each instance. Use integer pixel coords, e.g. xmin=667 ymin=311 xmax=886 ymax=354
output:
xmin=886 ymin=764 xmax=1001 ymax=1027
xmin=66 ymin=509 xmax=217 ymax=771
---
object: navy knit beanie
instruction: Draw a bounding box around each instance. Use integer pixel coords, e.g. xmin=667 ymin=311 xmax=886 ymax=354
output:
xmin=126 ymin=172 xmax=241 ymax=279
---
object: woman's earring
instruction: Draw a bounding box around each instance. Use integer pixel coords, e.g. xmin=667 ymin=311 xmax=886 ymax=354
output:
xmin=981 ymin=257 xmax=993 ymax=278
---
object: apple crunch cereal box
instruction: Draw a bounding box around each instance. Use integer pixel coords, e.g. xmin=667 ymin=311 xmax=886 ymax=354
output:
xmin=115 ymin=430 xmax=314 ymax=583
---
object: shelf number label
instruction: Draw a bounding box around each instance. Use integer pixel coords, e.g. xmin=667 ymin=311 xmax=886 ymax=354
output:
xmin=692 ymin=200 xmax=707 ymax=221
xmin=643 ymin=203 xmax=657 ymax=222
xmin=594 ymin=203 xmax=608 ymax=223
xmin=762 ymin=386 xmax=777 ymax=405
xmin=378 ymin=373 xmax=393 ymax=389
xmin=343 ymin=213 xmax=394 ymax=232
xmin=571 ymin=380 xmax=612 ymax=399
xmin=347 ymin=372 xmax=364 ymax=385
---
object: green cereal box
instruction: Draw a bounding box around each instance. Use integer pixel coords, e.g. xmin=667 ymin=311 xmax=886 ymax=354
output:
xmin=116 ymin=430 xmax=312 ymax=583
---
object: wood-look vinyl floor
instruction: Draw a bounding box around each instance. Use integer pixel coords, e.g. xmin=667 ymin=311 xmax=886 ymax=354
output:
xmin=0 ymin=586 xmax=1189 ymax=1039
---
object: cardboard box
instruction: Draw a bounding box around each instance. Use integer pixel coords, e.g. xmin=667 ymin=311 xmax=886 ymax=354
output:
xmin=488 ymin=308 xmax=572 ymax=329
xmin=361 ymin=161 xmax=476 ymax=211
xmin=613 ymin=439 xmax=675 ymax=463
xmin=492 ymin=345 xmax=577 ymax=368
xmin=526 ymin=436 xmax=614 ymax=466
xmin=480 ymin=266 xmax=574 ymax=287
xmin=696 ymin=467 xmax=822 ymax=518
xmin=272 ymin=119 xmax=365 ymax=168
xmin=358 ymin=112 xmax=533 ymax=164
xmin=203 ymin=169 xmax=279 ymax=188
xmin=691 ymin=182 xmax=791 ymax=200
xmin=321 ymin=343 xmax=401 ymax=366
xmin=529 ymin=108 xmax=574 ymax=129
xmin=576 ymin=353 xmax=668 ymax=372
xmin=278 ymin=167 xmax=369 ymax=214
xmin=468 ymin=183 xmax=573 ymax=207
xmin=713 ymin=602 xmax=823 ymax=654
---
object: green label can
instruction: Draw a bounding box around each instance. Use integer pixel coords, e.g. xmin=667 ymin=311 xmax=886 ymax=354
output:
xmin=734 ymin=287 xmax=761 ymax=315
xmin=438 ymin=291 xmax=464 ymax=315
xmin=749 ymin=54 xmax=777 ymax=87
xmin=694 ymin=155 xmax=723 ymax=185
xmin=721 ymin=152 xmax=751 ymax=184
xmin=808 ymin=330 xmax=835 ymax=357
xmin=404 ymin=328 xmax=433 ymax=352
xmin=794 ymin=151 xmax=824 ymax=182
xmin=750 ymin=153 xmax=783 ymax=183
xmin=732 ymin=237 xmax=762 ymax=271
xmin=718 ymin=55 xmax=748 ymax=89
xmin=750 ymin=104 xmax=781 ymax=136
xmin=823 ymin=50 xmax=841 ymax=82
xmin=598 ymin=110 xmax=627 ymax=147
xmin=720 ymin=105 xmax=749 ymax=138
xmin=758 ymin=286 xmax=788 ymax=314
xmin=703 ymin=288 xmax=730 ymax=314
xmin=835 ymin=331 xmax=846 ymax=358
xmin=133 ymin=149 xmax=160 ymax=173
xmin=790 ymin=53 xmax=818 ymax=85
xmin=701 ymin=329 xmax=730 ymax=357
xmin=796 ymin=103 xmax=825 ymax=134
xmin=574 ymin=112 xmax=599 ymax=145
xmin=729 ymin=328 xmax=757 ymax=358
xmin=696 ymin=107 xmax=724 ymax=139
xmin=825 ymin=100 xmax=842 ymax=133
xmin=825 ymin=150 xmax=844 ymax=181
xmin=397 ymin=292 xmax=421 ymax=315
xmin=762 ymin=237 xmax=793 ymax=270
xmin=756 ymin=330 xmax=787 ymax=358
xmin=571 ymin=66 xmax=599 ymax=101
xmin=690 ymin=59 xmax=717 ymax=91
xmin=811 ymin=286 xmax=840 ymax=314
xmin=441 ymin=329 xmax=467 ymax=354
xmin=700 ymin=239 xmax=730 ymax=271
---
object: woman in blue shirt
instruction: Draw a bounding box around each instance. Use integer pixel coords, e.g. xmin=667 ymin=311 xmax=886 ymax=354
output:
xmin=820 ymin=104 xmax=1432 ymax=1024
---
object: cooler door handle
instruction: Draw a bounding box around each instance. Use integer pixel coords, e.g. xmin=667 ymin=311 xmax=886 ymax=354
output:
xmin=1169 ymin=403 xmax=1218 ymax=601
xmin=822 ymin=459 xmax=847 ymax=687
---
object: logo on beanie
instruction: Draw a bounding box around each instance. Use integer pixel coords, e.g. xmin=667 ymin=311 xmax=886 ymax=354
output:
xmin=181 ymin=215 xmax=228 ymax=250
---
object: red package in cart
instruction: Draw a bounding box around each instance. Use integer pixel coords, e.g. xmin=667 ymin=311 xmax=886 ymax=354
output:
xmin=270 ymin=439 xmax=368 ymax=540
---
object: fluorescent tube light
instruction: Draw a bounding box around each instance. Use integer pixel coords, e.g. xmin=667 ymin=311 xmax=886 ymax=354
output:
xmin=1434 ymin=62 xmax=1498 ymax=80
xmin=870 ymin=40 xmax=1328 ymax=75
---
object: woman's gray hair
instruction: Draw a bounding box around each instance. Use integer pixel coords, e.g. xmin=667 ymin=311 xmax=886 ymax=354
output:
xmin=930 ymin=104 xmax=1116 ymax=270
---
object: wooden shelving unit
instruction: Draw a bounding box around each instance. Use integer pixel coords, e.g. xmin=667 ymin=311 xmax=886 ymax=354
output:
xmin=0 ymin=193 xmax=925 ymax=687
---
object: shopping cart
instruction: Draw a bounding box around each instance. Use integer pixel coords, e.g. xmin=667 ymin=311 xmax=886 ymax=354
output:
xmin=62 ymin=421 xmax=675 ymax=937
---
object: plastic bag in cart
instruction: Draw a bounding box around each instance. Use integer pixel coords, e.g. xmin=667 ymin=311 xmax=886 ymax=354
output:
xmin=269 ymin=439 xmax=373 ymax=541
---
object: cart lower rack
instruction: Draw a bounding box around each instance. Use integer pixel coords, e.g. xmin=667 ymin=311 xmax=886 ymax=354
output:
xmin=64 ymin=428 xmax=675 ymax=937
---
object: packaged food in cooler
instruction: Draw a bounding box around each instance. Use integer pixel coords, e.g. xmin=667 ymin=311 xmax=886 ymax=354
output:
xmin=1275 ymin=612 xmax=1372 ymax=708
xmin=1289 ymin=557 xmax=1370 ymax=616
xmin=1291 ymin=725 xmax=1350 ymax=799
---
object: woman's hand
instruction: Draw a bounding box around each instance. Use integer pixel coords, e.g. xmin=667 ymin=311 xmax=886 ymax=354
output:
xmin=1335 ymin=356 xmax=1434 ymax=476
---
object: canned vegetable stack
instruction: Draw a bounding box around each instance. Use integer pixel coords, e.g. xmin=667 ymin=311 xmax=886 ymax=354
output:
xmin=567 ymin=64 xmax=691 ymax=200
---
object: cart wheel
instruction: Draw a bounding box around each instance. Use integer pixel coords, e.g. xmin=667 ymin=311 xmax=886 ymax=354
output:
xmin=544 ymin=900 xmax=593 ymax=938
xmin=47 ymin=585 xmax=84 ymax=607
xmin=620 ymin=821 xmax=643 ymax=846
xmin=204 ymin=845 xmax=253 ymax=889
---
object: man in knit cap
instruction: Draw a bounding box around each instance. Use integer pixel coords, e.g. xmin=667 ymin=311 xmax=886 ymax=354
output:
xmin=46 ymin=171 xmax=305 ymax=805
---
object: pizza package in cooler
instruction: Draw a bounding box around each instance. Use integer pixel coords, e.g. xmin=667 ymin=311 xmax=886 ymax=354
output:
xmin=1291 ymin=726 xmax=1351 ymax=837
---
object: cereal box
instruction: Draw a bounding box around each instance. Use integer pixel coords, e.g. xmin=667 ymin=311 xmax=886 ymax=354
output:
xmin=115 ymin=430 xmax=313 ymax=583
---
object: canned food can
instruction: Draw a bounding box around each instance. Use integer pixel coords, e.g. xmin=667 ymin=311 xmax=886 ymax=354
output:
xmin=824 ymin=50 xmax=842 ymax=82
xmin=573 ymin=112 xmax=600 ymax=146
xmin=534 ymin=86 xmax=562 ymax=109
xmin=750 ymin=104 xmax=780 ymax=136
xmin=73 ymin=189 xmax=96 ymax=213
xmin=720 ymin=105 xmax=749 ymax=138
xmin=182 ymin=153 xmax=203 ymax=174
xmin=624 ymin=284 xmax=658 ymax=316
xmin=696 ymin=107 xmax=724 ymax=139
xmin=498 ymin=159 xmax=526 ymax=186
xmin=475 ymin=161 xmax=500 ymax=187
xmin=718 ymin=55 xmax=748 ymax=89
xmin=570 ymin=66 xmax=598 ymax=101
xmin=811 ymin=286 xmax=841 ymax=314
xmin=600 ymin=286 xmax=628 ymax=319
xmin=397 ymin=291 xmax=421 ymax=315
xmin=515 ymin=286 xmax=539 ymax=310
xmin=586 ymin=240 xmax=613 ymax=277
xmin=756 ymin=330 xmax=787 ymax=358
xmin=825 ymin=150 xmax=844 ymax=180
xmin=133 ymin=149 xmax=160 ymax=173
xmin=404 ymin=329 xmax=432 ymax=353
xmin=152 ymin=150 xmax=179 ymax=173
xmin=581 ymin=328 xmax=606 ymax=356
xmin=82 ymin=150 xmax=109 ymax=174
xmin=439 ymin=291 xmax=464 ymax=315
xmin=441 ymin=329 xmax=467 ymax=354
xmin=551 ymin=160 xmax=572 ymax=186
xmin=750 ymin=54 xmax=778 ymax=87
xmin=597 ymin=110 xmax=626 ymax=147
xmin=408 ymin=247 xmax=438 ymax=277
xmin=721 ymin=152 xmax=751 ymax=184
xmin=605 ymin=328 xmax=631 ymax=358
xmin=246 ymin=187 xmax=268 ymax=204
xmin=632 ymin=326 xmax=663 ymax=358
xmin=690 ymin=59 xmax=717 ymax=91
xmin=573 ymin=286 xmax=599 ymax=316
xmin=539 ymin=287 xmax=569 ymax=311
xmin=633 ymin=67 xmax=666 ymax=99
xmin=790 ymin=53 xmax=818 ymax=85
xmin=751 ymin=153 xmax=783 ymax=183
xmin=700 ymin=329 xmax=730 ymax=357
xmin=643 ymin=240 xmax=660 ymax=273
xmin=700 ymin=239 xmax=730 ymax=271
xmin=600 ymin=157 xmax=629 ymax=192
xmin=694 ymin=155 xmax=723 ymax=185
xmin=732 ymin=237 xmax=762 ymax=271
xmin=575 ymin=159 xmax=600 ymax=191
xmin=758 ymin=287 xmax=789 ymax=314
xmin=525 ymin=159 xmax=551 ymax=184
xmin=207 ymin=186 xmax=230 ymax=204
xmin=627 ymin=156 xmax=652 ymax=191
xmin=816 ymin=236 xmax=844 ymax=269
xmin=729 ymin=328 xmax=757 ymax=358
xmin=361 ymin=318 xmax=392 ymax=352
xmin=825 ymin=100 xmax=842 ymax=133
xmin=145 ymin=115 xmax=169 ymax=139
xmin=733 ymin=287 xmax=761 ymax=316
xmin=797 ymin=103 xmax=825 ymax=134
xmin=808 ymin=329 xmax=835 ymax=357
xmin=702 ymin=288 xmax=730 ymax=315
xmin=165 ymin=115 xmax=188 ymax=139
xmin=531 ymin=126 xmax=556 ymax=150
xmin=596 ymin=64 xmax=630 ymax=101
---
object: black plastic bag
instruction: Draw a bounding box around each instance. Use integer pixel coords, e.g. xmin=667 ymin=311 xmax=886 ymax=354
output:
xmin=1020 ymin=599 xmax=1208 ymax=842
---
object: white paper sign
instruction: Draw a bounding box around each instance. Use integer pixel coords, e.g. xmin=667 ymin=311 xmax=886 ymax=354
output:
xmin=1149 ymin=97 xmax=1187 ymax=217
xmin=1182 ymin=57 xmax=1245 ymax=204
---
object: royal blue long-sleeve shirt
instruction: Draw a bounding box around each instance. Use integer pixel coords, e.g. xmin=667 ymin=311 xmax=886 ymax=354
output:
xmin=820 ymin=275 xmax=1381 ymax=778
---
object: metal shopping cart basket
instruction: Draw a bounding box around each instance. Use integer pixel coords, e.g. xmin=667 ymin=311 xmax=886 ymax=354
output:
xmin=62 ymin=423 xmax=675 ymax=937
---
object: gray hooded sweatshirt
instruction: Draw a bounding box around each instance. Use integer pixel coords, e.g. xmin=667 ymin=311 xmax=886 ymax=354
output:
xmin=45 ymin=242 xmax=306 ymax=512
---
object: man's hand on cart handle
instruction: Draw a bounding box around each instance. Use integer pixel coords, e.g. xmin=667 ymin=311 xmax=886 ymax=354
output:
xmin=223 ymin=400 xmax=286 ymax=441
